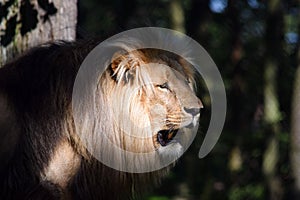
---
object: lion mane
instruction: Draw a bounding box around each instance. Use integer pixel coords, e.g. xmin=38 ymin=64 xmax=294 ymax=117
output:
xmin=0 ymin=40 xmax=202 ymax=199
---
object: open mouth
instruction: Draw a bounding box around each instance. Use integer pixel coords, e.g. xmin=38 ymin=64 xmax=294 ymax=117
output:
xmin=157 ymin=129 xmax=179 ymax=146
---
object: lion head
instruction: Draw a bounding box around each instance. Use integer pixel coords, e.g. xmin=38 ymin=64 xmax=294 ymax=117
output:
xmin=74 ymin=48 xmax=202 ymax=172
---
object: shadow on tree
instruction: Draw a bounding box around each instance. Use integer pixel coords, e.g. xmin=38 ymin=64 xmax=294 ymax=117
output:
xmin=0 ymin=0 xmax=58 ymax=47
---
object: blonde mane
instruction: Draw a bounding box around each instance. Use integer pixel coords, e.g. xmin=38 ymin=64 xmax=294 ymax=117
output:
xmin=72 ymin=45 xmax=199 ymax=174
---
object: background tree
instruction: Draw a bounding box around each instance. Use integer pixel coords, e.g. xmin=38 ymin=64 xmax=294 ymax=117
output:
xmin=291 ymin=40 xmax=300 ymax=199
xmin=0 ymin=0 xmax=77 ymax=66
xmin=262 ymin=0 xmax=284 ymax=199
xmin=291 ymin=1 xmax=300 ymax=198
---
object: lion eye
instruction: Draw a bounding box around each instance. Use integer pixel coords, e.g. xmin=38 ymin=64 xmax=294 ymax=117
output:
xmin=158 ymin=82 xmax=169 ymax=90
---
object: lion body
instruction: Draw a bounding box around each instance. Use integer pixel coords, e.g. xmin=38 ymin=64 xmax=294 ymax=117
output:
xmin=0 ymin=40 xmax=201 ymax=199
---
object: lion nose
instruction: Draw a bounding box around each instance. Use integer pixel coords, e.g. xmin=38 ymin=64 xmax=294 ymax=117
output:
xmin=184 ymin=107 xmax=200 ymax=116
xmin=198 ymin=99 xmax=204 ymax=109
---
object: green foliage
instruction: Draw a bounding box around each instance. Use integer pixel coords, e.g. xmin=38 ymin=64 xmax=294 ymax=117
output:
xmin=229 ymin=184 xmax=265 ymax=200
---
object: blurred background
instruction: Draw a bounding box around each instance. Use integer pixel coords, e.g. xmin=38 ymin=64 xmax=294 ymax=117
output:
xmin=1 ymin=0 xmax=299 ymax=199
xmin=77 ymin=0 xmax=299 ymax=199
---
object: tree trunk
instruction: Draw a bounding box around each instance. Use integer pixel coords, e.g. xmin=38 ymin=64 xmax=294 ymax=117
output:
xmin=291 ymin=4 xmax=300 ymax=197
xmin=185 ymin=0 xmax=211 ymax=47
xmin=0 ymin=0 xmax=77 ymax=66
xmin=262 ymin=0 xmax=284 ymax=199
xmin=226 ymin=0 xmax=244 ymax=174
xmin=169 ymin=0 xmax=185 ymax=34
xmin=291 ymin=63 xmax=300 ymax=199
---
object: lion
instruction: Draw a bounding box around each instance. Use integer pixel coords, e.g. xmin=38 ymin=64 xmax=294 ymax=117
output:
xmin=0 ymin=40 xmax=202 ymax=199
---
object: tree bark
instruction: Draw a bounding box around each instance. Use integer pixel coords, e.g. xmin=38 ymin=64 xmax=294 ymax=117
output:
xmin=291 ymin=2 xmax=300 ymax=196
xmin=0 ymin=0 xmax=77 ymax=66
xmin=226 ymin=0 xmax=244 ymax=174
xmin=291 ymin=65 xmax=300 ymax=198
xmin=262 ymin=0 xmax=284 ymax=199
xmin=169 ymin=0 xmax=185 ymax=34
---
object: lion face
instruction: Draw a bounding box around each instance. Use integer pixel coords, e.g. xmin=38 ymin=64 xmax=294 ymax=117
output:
xmin=138 ymin=63 xmax=201 ymax=146
xmin=106 ymin=50 xmax=202 ymax=157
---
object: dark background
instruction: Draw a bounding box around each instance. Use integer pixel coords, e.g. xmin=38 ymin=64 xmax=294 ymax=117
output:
xmin=77 ymin=0 xmax=299 ymax=199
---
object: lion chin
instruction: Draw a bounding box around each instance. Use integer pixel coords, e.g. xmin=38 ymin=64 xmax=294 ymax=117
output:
xmin=0 ymin=41 xmax=202 ymax=200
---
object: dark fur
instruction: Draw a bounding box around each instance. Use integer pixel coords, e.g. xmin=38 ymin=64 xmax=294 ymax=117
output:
xmin=0 ymin=41 xmax=167 ymax=200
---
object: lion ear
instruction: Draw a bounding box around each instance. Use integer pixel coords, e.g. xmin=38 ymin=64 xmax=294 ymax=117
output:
xmin=110 ymin=51 xmax=143 ymax=83
xmin=111 ymin=51 xmax=128 ymax=74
